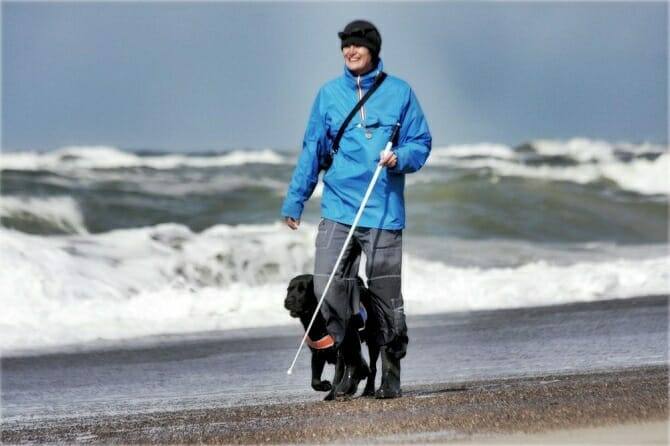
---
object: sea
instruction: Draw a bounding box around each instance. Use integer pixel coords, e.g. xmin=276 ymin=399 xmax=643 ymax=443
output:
xmin=1 ymin=138 xmax=668 ymax=355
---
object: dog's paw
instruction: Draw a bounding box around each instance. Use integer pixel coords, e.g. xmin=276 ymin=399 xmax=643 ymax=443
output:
xmin=361 ymin=385 xmax=376 ymax=397
xmin=312 ymin=380 xmax=332 ymax=392
xmin=361 ymin=374 xmax=376 ymax=397
xmin=323 ymin=390 xmax=336 ymax=401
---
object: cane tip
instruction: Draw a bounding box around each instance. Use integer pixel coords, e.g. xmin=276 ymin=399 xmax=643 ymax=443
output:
xmin=287 ymin=369 xmax=293 ymax=375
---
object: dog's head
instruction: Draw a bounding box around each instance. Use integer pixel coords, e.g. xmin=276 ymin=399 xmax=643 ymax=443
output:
xmin=284 ymin=274 xmax=317 ymax=318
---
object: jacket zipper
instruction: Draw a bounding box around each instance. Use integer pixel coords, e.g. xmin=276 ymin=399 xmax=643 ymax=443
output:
xmin=356 ymin=75 xmax=366 ymax=123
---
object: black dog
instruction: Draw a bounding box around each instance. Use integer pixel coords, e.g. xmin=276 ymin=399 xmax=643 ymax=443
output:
xmin=284 ymin=274 xmax=380 ymax=400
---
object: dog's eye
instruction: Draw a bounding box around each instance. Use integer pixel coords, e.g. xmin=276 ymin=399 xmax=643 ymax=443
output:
xmin=298 ymin=283 xmax=304 ymax=292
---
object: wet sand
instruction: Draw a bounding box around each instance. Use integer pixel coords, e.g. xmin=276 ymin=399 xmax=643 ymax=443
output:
xmin=2 ymin=365 xmax=667 ymax=444
xmin=2 ymin=295 xmax=667 ymax=444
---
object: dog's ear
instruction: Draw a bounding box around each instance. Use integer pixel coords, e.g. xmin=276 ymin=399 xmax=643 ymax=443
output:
xmin=305 ymin=274 xmax=315 ymax=299
xmin=291 ymin=274 xmax=311 ymax=285
xmin=290 ymin=274 xmax=314 ymax=296
xmin=288 ymin=274 xmax=308 ymax=293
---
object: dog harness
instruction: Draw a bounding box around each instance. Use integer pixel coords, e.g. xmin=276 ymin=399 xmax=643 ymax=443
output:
xmin=305 ymin=307 xmax=367 ymax=350
xmin=306 ymin=334 xmax=335 ymax=350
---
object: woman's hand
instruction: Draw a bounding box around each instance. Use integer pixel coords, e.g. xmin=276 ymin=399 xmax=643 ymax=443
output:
xmin=379 ymin=150 xmax=398 ymax=168
xmin=284 ymin=217 xmax=300 ymax=230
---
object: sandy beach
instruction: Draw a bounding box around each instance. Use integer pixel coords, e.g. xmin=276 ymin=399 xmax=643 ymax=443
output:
xmin=2 ymin=295 xmax=667 ymax=444
xmin=2 ymin=366 xmax=667 ymax=444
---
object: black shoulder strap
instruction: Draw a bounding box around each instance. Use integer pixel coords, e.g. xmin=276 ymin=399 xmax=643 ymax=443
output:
xmin=332 ymin=72 xmax=387 ymax=155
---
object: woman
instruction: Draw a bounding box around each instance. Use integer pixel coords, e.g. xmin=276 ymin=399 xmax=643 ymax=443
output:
xmin=281 ymin=19 xmax=431 ymax=398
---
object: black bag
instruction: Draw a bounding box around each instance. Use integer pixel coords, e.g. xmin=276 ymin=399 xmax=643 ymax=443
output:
xmin=321 ymin=72 xmax=387 ymax=171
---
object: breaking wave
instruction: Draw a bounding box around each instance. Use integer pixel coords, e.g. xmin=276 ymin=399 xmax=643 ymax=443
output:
xmin=428 ymin=138 xmax=668 ymax=195
xmin=0 ymin=196 xmax=88 ymax=235
xmin=0 ymin=145 xmax=289 ymax=171
xmin=1 ymin=223 xmax=667 ymax=354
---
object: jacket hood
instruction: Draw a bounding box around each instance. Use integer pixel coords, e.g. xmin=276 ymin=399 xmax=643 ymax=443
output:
xmin=343 ymin=59 xmax=384 ymax=89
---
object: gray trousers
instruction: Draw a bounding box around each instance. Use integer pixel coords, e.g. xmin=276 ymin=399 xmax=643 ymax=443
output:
xmin=314 ymin=218 xmax=408 ymax=359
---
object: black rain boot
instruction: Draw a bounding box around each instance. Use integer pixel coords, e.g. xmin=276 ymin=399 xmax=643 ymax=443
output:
xmin=375 ymin=346 xmax=401 ymax=399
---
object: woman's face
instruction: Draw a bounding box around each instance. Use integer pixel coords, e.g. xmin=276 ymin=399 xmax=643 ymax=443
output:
xmin=342 ymin=45 xmax=374 ymax=76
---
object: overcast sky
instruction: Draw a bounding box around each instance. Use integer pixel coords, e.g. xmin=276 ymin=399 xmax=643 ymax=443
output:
xmin=3 ymin=1 xmax=667 ymax=152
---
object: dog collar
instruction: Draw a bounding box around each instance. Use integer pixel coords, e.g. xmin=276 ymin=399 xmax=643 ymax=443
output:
xmin=306 ymin=334 xmax=335 ymax=350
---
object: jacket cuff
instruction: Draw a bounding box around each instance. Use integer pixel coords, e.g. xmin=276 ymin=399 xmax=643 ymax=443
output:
xmin=281 ymin=200 xmax=304 ymax=220
xmin=388 ymin=147 xmax=407 ymax=174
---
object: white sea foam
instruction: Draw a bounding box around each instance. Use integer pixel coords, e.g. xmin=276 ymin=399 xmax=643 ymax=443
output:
xmin=0 ymin=224 xmax=667 ymax=354
xmin=0 ymin=145 xmax=289 ymax=171
xmin=598 ymin=153 xmax=670 ymax=195
xmin=403 ymin=254 xmax=669 ymax=314
xmin=0 ymin=196 xmax=88 ymax=234
xmin=429 ymin=138 xmax=669 ymax=195
xmin=0 ymin=223 xmax=314 ymax=353
xmin=532 ymin=138 xmax=666 ymax=162
xmin=3 ymin=139 xmax=666 ymax=195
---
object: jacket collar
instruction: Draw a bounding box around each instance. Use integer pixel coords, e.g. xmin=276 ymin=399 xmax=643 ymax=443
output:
xmin=343 ymin=59 xmax=384 ymax=90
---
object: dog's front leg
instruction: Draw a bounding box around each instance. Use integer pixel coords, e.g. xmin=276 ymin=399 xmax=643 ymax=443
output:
xmin=324 ymin=351 xmax=345 ymax=401
xmin=362 ymin=343 xmax=380 ymax=397
xmin=311 ymin=354 xmax=332 ymax=392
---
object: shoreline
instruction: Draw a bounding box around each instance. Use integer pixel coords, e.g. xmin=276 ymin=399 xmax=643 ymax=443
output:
xmin=4 ymin=294 xmax=667 ymax=359
xmin=3 ymin=365 xmax=667 ymax=444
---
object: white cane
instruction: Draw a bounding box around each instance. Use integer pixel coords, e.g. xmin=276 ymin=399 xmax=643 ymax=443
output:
xmin=287 ymin=122 xmax=401 ymax=375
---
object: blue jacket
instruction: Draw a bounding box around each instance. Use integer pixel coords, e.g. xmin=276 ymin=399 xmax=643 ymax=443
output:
xmin=281 ymin=60 xmax=432 ymax=230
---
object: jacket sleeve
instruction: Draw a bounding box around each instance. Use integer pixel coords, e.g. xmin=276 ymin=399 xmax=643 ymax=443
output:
xmin=280 ymin=89 xmax=330 ymax=219
xmin=389 ymin=88 xmax=432 ymax=174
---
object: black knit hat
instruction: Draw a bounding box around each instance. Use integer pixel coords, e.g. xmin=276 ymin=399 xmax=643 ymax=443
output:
xmin=338 ymin=20 xmax=382 ymax=60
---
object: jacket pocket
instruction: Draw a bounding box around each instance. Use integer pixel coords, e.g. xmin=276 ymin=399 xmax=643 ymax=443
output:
xmin=364 ymin=115 xmax=400 ymax=141
xmin=315 ymin=219 xmax=334 ymax=249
